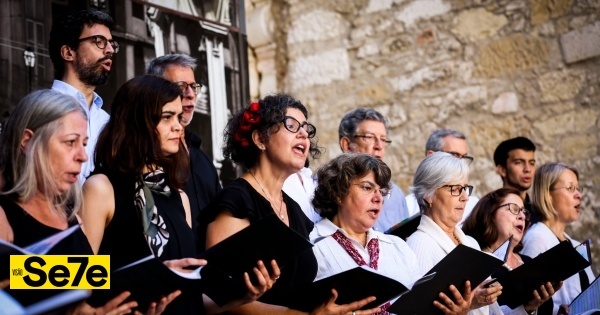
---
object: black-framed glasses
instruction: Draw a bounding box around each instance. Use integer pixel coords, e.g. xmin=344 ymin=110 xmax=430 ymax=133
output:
xmin=353 ymin=134 xmax=392 ymax=147
xmin=436 ymin=150 xmax=474 ymax=164
xmin=495 ymin=203 xmax=530 ymax=219
xmin=442 ymin=184 xmax=473 ymax=196
xmin=281 ymin=116 xmax=316 ymax=138
xmin=78 ymin=35 xmax=119 ymax=53
xmin=176 ymin=81 xmax=202 ymax=95
xmin=551 ymin=186 xmax=583 ymax=194
xmin=352 ymin=182 xmax=390 ymax=197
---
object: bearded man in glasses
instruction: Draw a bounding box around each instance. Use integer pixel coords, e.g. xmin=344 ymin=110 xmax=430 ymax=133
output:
xmin=48 ymin=9 xmax=117 ymax=182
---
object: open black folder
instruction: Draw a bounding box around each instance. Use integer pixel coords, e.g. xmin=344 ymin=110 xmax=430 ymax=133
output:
xmin=90 ymin=213 xmax=313 ymax=309
xmin=385 ymin=213 xmax=421 ymax=240
xmin=87 ymin=255 xmax=204 ymax=311
xmin=198 ymin=213 xmax=314 ymax=306
xmin=1 ymin=225 xmax=80 ymax=280
xmin=569 ymin=274 xmax=600 ymax=314
xmin=388 ymin=244 xmax=504 ymax=315
xmin=291 ymin=266 xmax=410 ymax=311
xmin=495 ymin=240 xmax=591 ymax=308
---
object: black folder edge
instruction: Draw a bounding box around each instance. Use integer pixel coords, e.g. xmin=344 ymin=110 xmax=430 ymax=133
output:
xmin=385 ymin=213 xmax=421 ymax=240
xmin=496 ymin=240 xmax=592 ymax=308
xmin=291 ymin=266 xmax=409 ymax=312
xmin=197 ymin=213 xmax=314 ymax=306
xmin=388 ymin=244 xmax=504 ymax=315
xmin=87 ymin=255 xmax=204 ymax=311
xmin=1 ymin=225 xmax=81 ymax=280
xmin=569 ymin=273 xmax=599 ymax=314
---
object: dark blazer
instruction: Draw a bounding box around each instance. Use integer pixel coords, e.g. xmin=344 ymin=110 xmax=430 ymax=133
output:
xmin=183 ymin=129 xmax=222 ymax=236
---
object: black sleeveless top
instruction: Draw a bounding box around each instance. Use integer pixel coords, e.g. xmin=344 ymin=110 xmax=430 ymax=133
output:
xmin=0 ymin=194 xmax=93 ymax=307
xmin=96 ymin=171 xmax=196 ymax=269
xmin=0 ymin=194 xmax=92 ymax=254
xmin=198 ymin=178 xmax=318 ymax=308
xmin=94 ymin=171 xmax=200 ymax=315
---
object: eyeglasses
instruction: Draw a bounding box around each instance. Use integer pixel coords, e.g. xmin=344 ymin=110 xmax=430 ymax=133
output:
xmin=495 ymin=203 xmax=530 ymax=219
xmin=353 ymin=134 xmax=392 ymax=147
xmin=442 ymin=184 xmax=473 ymax=196
xmin=281 ymin=116 xmax=316 ymax=138
xmin=176 ymin=81 xmax=202 ymax=95
xmin=551 ymin=186 xmax=583 ymax=194
xmin=78 ymin=35 xmax=119 ymax=53
xmin=352 ymin=182 xmax=390 ymax=197
xmin=436 ymin=150 xmax=474 ymax=164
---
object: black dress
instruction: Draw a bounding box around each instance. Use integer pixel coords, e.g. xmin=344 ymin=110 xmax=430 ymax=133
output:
xmin=198 ymin=178 xmax=318 ymax=309
xmin=94 ymin=170 xmax=201 ymax=315
xmin=0 ymin=194 xmax=93 ymax=306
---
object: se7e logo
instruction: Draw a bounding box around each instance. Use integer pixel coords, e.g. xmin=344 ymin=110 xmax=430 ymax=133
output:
xmin=10 ymin=255 xmax=110 ymax=289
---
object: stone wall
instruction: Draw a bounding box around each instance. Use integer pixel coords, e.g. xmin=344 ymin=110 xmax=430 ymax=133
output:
xmin=247 ymin=0 xmax=600 ymax=273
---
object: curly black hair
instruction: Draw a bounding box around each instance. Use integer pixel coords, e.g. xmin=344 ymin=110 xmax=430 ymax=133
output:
xmin=223 ymin=93 xmax=321 ymax=169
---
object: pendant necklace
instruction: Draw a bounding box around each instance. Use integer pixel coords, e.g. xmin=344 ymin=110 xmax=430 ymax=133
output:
xmin=250 ymin=172 xmax=285 ymax=220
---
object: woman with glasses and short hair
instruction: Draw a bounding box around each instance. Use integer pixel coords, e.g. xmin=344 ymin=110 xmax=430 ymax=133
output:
xmin=406 ymin=152 xmax=501 ymax=315
xmin=462 ymin=188 xmax=561 ymax=315
xmin=521 ymin=163 xmax=595 ymax=314
xmin=199 ymin=94 xmax=380 ymax=314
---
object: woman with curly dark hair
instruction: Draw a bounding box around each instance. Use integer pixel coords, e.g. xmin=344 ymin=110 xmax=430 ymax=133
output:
xmin=200 ymin=93 xmax=380 ymax=314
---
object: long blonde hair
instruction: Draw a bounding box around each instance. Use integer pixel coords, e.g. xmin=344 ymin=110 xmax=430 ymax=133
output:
xmin=0 ymin=89 xmax=87 ymax=219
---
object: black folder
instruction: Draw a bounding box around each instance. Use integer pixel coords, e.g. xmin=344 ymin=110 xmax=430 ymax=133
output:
xmin=1 ymin=225 xmax=80 ymax=280
xmin=495 ymin=240 xmax=591 ymax=308
xmin=388 ymin=244 xmax=504 ymax=315
xmin=385 ymin=213 xmax=421 ymax=240
xmin=87 ymin=255 xmax=204 ymax=311
xmin=291 ymin=266 xmax=409 ymax=312
xmin=569 ymin=274 xmax=600 ymax=314
xmin=197 ymin=213 xmax=314 ymax=306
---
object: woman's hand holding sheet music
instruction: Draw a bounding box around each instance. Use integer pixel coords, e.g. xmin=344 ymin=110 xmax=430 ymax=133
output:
xmin=433 ymin=280 xmax=472 ymax=315
xmin=241 ymin=259 xmax=281 ymax=302
xmin=68 ymin=291 xmax=139 ymax=315
xmin=309 ymin=289 xmax=380 ymax=315
xmin=523 ymin=281 xmax=563 ymax=314
xmin=471 ymin=280 xmax=502 ymax=309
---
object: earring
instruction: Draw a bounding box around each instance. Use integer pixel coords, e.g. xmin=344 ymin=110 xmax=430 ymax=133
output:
xmin=258 ymin=145 xmax=265 ymax=151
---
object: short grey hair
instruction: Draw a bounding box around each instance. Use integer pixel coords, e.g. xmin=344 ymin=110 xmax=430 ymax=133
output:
xmin=146 ymin=53 xmax=197 ymax=76
xmin=424 ymin=129 xmax=466 ymax=155
xmin=338 ymin=108 xmax=389 ymax=141
xmin=0 ymin=89 xmax=87 ymax=219
xmin=410 ymin=151 xmax=470 ymax=213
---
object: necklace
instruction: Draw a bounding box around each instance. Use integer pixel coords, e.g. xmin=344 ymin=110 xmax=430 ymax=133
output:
xmin=250 ymin=172 xmax=285 ymax=220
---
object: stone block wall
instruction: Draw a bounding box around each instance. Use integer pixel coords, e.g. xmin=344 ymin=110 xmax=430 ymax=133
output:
xmin=257 ymin=0 xmax=600 ymax=273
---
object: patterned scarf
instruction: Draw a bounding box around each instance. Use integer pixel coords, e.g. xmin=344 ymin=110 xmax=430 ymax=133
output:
xmin=332 ymin=230 xmax=391 ymax=314
xmin=134 ymin=168 xmax=171 ymax=257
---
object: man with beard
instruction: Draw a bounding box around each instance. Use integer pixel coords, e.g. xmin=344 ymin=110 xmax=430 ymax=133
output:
xmin=146 ymin=54 xmax=222 ymax=236
xmin=493 ymin=136 xmax=537 ymax=221
xmin=48 ymin=10 xmax=117 ymax=182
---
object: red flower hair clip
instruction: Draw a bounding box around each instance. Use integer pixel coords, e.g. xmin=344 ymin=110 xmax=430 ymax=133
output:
xmin=235 ymin=101 xmax=261 ymax=147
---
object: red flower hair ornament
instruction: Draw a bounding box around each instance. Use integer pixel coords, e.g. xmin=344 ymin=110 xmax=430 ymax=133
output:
xmin=235 ymin=101 xmax=261 ymax=147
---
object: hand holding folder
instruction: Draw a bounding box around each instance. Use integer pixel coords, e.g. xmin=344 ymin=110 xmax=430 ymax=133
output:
xmin=495 ymin=240 xmax=591 ymax=308
xmin=198 ymin=213 xmax=314 ymax=306
xmin=291 ymin=266 xmax=410 ymax=312
xmin=388 ymin=244 xmax=504 ymax=315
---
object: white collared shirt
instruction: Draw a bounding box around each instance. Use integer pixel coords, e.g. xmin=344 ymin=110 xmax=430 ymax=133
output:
xmin=310 ymin=218 xmax=420 ymax=288
xmin=52 ymin=80 xmax=109 ymax=183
